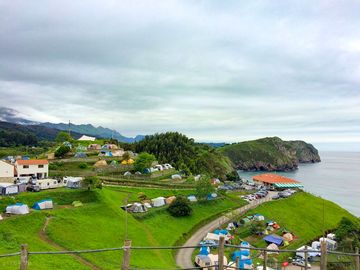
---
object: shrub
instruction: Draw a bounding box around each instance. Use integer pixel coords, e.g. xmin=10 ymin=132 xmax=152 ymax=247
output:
xmin=55 ymin=145 xmax=70 ymax=158
xmin=195 ymin=175 xmax=215 ymax=201
xmin=167 ymin=196 xmax=192 ymax=217
xmin=83 ymin=176 xmax=102 ymax=190
xmin=78 ymin=162 xmax=88 ymax=169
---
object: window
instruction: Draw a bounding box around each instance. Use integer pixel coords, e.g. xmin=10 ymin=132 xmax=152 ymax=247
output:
xmin=38 ymin=165 xmax=44 ymax=168
xmin=23 ymin=165 xmax=29 ymax=169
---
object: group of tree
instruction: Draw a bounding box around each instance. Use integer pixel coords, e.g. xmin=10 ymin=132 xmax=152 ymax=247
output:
xmin=334 ymin=217 xmax=360 ymax=251
xmin=0 ymin=130 xmax=38 ymax=147
xmin=55 ymin=131 xmax=73 ymax=143
xmin=167 ymin=196 xmax=192 ymax=217
xmin=55 ymin=145 xmax=71 ymax=157
xmin=133 ymin=152 xmax=156 ymax=172
xmin=134 ymin=132 xmax=236 ymax=179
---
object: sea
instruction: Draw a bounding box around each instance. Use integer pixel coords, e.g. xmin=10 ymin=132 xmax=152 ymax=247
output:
xmin=237 ymin=151 xmax=360 ymax=217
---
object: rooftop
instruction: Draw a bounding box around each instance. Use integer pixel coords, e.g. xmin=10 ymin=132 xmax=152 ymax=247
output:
xmin=16 ymin=159 xmax=49 ymax=165
xmin=253 ymin=173 xmax=300 ymax=184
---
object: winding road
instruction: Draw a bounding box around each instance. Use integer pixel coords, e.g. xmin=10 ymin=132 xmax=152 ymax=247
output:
xmin=176 ymin=192 xmax=276 ymax=269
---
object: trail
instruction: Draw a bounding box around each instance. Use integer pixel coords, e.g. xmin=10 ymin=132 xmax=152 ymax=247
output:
xmin=38 ymin=216 xmax=101 ymax=270
xmin=175 ymin=192 xmax=276 ymax=269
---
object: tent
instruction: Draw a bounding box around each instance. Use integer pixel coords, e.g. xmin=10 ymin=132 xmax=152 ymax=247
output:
xmin=263 ymin=234 xmax=284 ymax=246
xmin=151 ymin=197 xmax=165 ymax=207
xmin=283 ymin=232 xmax=293 ymax=242
xmin=94 ymin=160 xmax=107 ymax=167
xmin=240 ymin=241 xmax=251 ymax=249
xmin=296 ymin=245 xmax=320 ymax=259
xmin=207 ymin=193 xmax=218 ymax=200
xmin=319 ymin=237 xmax=337 ymax=250
xmin=165 ymin=196 xmax=176 ymax=205
xmin=204 ymin=233 xmax=230 ymax=242
xmin=0 ymin=214 xmax=3 ymax=221
xmin=171 ymin=174 xmax=182 ymax=180
xmin=226 ymin=223 xmax=236 ymax=230
xmin=0 ymin=183 xmax=19 ymax=195
xmin=33 ymin=199 xmax=53 ymax=210
xmin=208 ymin=254 xmax=228 ymax=268
xmin=74 ymin=152 xmax=87 ymax=158
xmin=72 ymin=201 xmax=83 ymax=207
xmin=232 ymin=250 xmax=250 ymax=261
xmin=144 ymin=202 xmax=152 ymax=208
xmin=199 ymin=246 xmax=210 ymax=256
xmin=129 ymin=203 xmax=147 ymax=213
xmin=266 ymin=243 xmax=279 ymax=254
xmin=254 ymin=214 xmax=265 ymax=221
xmin=124 ymin=171 xmax=132 ymax=176
xmin=6 ymin=203 xmax=29 ymax=215
xmin=66 ymin=177 xmax=82 ymax=189
xmin=187 ymin=195 xmax=197 ymax=202
xmin=17 ymin=183 xmax=27 ymax=193
xmin=240 ymin=218 xmax=251 ymax=225
xmin=214 ymin=229 xmax=228 ymax=235
xmin=327 ymin=233 xmax=336 ymax=240
xmin=311 ymin=241 xmax=321 ymax=250
xmin=110 ymin=160 xmax=118 ymax=166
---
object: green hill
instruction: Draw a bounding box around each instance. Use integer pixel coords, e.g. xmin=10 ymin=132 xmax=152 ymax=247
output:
xmin=218 ymin=137 xmax=320 ymax=171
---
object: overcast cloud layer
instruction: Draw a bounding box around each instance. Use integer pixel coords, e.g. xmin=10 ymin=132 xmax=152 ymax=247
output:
xmin=0 ymin=1 xmax=359 ymax=150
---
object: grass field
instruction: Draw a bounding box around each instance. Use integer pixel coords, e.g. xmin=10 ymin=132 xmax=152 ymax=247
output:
xmin=0 ymin=186 xmax=245 ymax=269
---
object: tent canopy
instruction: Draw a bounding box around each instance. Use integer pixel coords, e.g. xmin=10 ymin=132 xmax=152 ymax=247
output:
xmin=263 ymin=234 xmax=283 ymax=246
xmin=273 ymin=183 xmax=303 ymax=188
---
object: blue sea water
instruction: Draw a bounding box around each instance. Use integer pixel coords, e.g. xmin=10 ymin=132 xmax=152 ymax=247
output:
xmin=237 ymin=151 xmax=360 ymax=217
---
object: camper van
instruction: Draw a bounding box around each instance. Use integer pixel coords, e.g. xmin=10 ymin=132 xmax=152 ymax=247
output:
xmin=36 ymin=179 xmax=60 ymax=190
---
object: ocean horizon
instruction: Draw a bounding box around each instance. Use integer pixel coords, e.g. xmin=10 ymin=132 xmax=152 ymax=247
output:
xmin=238 ymin=151 xmax=360 ymax=217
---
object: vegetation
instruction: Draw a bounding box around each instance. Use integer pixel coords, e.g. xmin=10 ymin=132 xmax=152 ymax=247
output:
xmin=78 ymin=162 xmax=88 ymax=169
xmin=219 ymin=136 xmax=320 ymax=171
xmin=55 ymin=131 xmax=73 ymax=143
xmin=54 ymin=145 xmax=70 ymax=158
xmin=335 ymin=217 xmax=360 ymax=251
xmin=195 ymin=176 xmax=215 ymax=200
xmin=135 ymin=132 xmax=234 ymax=178
xmin=167 ymin=196 xmax=192 ymax=217
xmin=133 ymin=152 xmax=156 ymax=172
xmin=82 ymin=176 xmax=102 ymax=190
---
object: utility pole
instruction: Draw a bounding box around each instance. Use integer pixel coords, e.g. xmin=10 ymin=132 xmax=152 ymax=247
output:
xmin=68 ymin=120 xmax=71 ymax=137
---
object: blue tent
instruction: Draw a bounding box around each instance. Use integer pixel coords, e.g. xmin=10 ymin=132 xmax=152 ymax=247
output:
xmin=33 ymin=199 xmax=53 ymax=210
xmin=199 ymin=246 xmax=210 ymax=256
xmin=239 ymin=259 xmax=253 ymax=269
xmin=263 ymin=234 xmax=283 ymax=246
xmin=214 ymin=229 xmax=228 ymax=235
xmin=22 ymin=156 xmax=30 ymax=160
xmin=231 ymin=250 xmax=250 ymax=261
xmin=143 ymin=168 xmax=151 ymax=174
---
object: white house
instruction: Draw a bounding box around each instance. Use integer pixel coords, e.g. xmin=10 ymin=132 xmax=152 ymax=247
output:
xmin=0 ymin=160 xmax=15 ymax=182
xmin=78 ymin=135 xmax=96 ymax=141
xmin=15 ymin=160 xmax=49 ymax=179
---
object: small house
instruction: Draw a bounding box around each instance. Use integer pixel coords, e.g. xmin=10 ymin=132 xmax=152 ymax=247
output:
xmin=151 ymin=197 xmax=166 ymax=207
xmin=33 ymin=199 xmax=53 ymax=210
xmin=0 ymin=183 xmax=19 ymax=195
xmin=6 ymin=203 xmax=29 ymax=215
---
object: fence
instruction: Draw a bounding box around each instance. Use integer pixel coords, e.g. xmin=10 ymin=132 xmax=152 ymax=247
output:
xmin=1 ymin=238 xmax=359 ymax=270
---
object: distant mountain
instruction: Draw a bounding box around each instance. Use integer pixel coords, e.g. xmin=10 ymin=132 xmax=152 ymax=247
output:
xmin=0 ymin=106 xmax=144 ymax=143
xmin=41 ymin=122 xmax=144 ymax=143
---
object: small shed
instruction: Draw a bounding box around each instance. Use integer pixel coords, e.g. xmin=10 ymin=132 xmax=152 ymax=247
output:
xmin=6 ymin=203 xmax=29 ymax=215
xmin=0 ymin=183 xmax=19 ymax=196
xmin=151 ymin=197 xmax=166 ymax=207
xmin=33 ymin=199 xmax=53 ymax=210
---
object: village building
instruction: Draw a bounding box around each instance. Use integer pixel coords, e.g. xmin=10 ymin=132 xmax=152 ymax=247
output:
xmin=252 ymin=173 xmax=303 ymax=189
xmin=15 ymin=159 xmax=49 ymax=179
xmin=0 ymin=160 xmax=15 ymax=182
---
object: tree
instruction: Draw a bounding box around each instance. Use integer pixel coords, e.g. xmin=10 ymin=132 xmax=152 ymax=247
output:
xmin=122 ymin=151 xmax=131 ymax=161
xmin=195 ymin=175 xmax=215 ymax=201
xmin=83 ymin=176 xmax=101 ymax=190
xmin=167 ymin=196 xmax=192 ymax=217
xmin=55 ymin=145 xmax=70 ymax=157
xmin=55 ymin=131 xmax=73 ymax=143
xmin=134 ymin=152 xmax=156 ymax=173
xmin=78 ymin=162 xmax=88 ymax=169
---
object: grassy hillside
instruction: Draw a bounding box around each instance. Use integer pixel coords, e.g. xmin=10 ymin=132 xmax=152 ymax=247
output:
xmin=219 ymin=137 xmax=320 ymax=171
xmin=0 ymin=187 xmax=245 ymax=269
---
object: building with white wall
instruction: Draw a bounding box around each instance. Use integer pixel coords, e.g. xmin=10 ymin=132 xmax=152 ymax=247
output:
xmin=15 ymin=160 xmax=49 ymax=179
xmin=0 ymin=160 xmax=15 ymax=182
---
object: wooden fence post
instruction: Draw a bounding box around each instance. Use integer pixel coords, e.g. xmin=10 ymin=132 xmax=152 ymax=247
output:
xmin=304 ymin=245 xmax=308 ymax=270
xmin=218 ymin=236 xmax=225 ymax=270
xmin=20 ymin=244 xmax=28 ymax=270
xmin=263 ymin=249 xmax=268 ymax=270
xmin=235 ymin=256 xmax=239 ymax=269
xmin=121 ymin=239 xmax=132 ymax=270
xmin=320 ymin=240 xmax=327 ymax=270
xmin=355 ymin=247 xmax=359 ymax=270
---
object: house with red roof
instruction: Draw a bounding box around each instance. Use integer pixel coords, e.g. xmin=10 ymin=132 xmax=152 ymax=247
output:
xmin=252 ymin=173 xmax=303 ymax=189
xmin=0 ymin=160 xmax=15 ymax=182
xmin=15 ymin=159 xmax=49 ymax=179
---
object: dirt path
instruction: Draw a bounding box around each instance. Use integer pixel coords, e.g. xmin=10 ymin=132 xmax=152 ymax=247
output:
xmin=175 ymin=192 xmax=276 ymax=269
xmin=38 ymin=216 xmax=101 ymax=270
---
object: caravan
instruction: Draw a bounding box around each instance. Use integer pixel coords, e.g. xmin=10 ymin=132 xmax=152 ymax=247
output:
xmin=63 ymin=177 xmax=82 ymax=188
xmin=36 ymin=179 xmax=60 ymax=190
xmin=0 ymin=183 xmax=19 ymax=195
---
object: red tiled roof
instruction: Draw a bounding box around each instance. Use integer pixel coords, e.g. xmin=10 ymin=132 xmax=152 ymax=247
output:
xmin=253 ymin=173 xmax=300 ymax=184
xmin=16 ymin=159 xmax=49 ymax=165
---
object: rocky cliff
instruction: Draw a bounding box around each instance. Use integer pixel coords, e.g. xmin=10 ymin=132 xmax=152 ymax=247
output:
xmin=218 ymin=137 xmax=321 ymax=172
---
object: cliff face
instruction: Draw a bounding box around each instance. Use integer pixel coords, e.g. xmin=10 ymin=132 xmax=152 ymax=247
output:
xmin=219 ymin=137 xmax=321 ymax=172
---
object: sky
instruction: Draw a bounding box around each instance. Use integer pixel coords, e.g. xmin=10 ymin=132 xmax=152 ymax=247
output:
xmin=0 ymin=1 xmax=359 ymax=150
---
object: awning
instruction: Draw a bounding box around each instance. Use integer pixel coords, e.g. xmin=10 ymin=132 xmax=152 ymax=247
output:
xmin=273 ymin=183 xmax=304 ymax=188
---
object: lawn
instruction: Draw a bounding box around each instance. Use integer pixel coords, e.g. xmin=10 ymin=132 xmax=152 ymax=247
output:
xmin=0 ymin=186 xmax=245 ymax=269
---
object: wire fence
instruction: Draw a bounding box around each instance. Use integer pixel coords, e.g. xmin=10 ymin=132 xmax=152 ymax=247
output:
xmin=1 ymin=239 xmax=359 ymax=270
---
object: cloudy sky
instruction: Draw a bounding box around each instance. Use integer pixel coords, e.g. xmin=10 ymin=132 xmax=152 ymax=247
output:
xmin=0 ymin=1 xmax=359 ymax=150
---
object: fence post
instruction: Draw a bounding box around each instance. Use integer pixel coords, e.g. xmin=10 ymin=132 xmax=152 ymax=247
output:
xmin=320 ymin=240 xmax=327 ymax=270
xmin=263 ymin=249 xmax=268 ymax=270
xmin=304 ymin=245 xmax=308 ymax=270
xmin=355 ymin=247 xmax=359 ymax=270
xmin=20 ymin=244 xmax=28 ymax=270
xmin=235 ymin=256 xmax=239 ymax=269
xmin=121 ymin=239 xmax=132 ymax=270
xmin=218 ymin=236 xmax=225 ymax=270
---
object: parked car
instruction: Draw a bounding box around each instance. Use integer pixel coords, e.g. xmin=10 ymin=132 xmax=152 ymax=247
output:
xmin=272 ymin=194 xmax=280 ymax=200
xmin=292 ymin=259 xmax=311 ymax=268
xmin=199 ymin=239 xmax=217 ymax=247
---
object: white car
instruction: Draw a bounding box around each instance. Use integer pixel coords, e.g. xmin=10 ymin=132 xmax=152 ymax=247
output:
xmin=292 ymin=259 xmax=311 ymax=268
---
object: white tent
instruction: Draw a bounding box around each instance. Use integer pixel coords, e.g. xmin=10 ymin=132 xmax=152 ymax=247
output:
xmin=129 ymin=203 xmax=147 ymax=213
xmin=144 ymin=202 xmax=152 ymax=208
xmin=66 ymin=177 xmax=82 ymax=189
xmin=204 ymin=233 xmax=230 ymax=242
xmin=0 ymin=214 xmax=3 ymax=221
xmin=151 ymin=197 xmax=166 ymax=207
xmin=327 ymin=233 xmax=336 ymax=240
xmin=208 ymin=254 xmax=228 ymax=268
xmin=266 ymin=243 xmax=279 ymax=254
xmin=78 ymin=135 xmax=96 ymax=141
xmin=296 ymin=245 xmax=320 ymax=259
xmin=311 ymin=241 xmax=321 ymax=250
xmin=0 ymin=183 xmax=18 ymax=195
xmin=171 ymin=174 xmax=182 ymax=180
xmin=187 ymin=195 xmax=197 ymax=202
xmin=33 ymin=199 xmax=53 ymax=210
xmin=6 ymin=203 xmax=29 ymax=215
xmin=319 ymin=237 xmax=337 ymax=250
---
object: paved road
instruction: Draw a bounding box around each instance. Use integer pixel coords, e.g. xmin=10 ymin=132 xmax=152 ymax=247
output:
xmin=176 ymin=192 xmax=276 ymax=269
